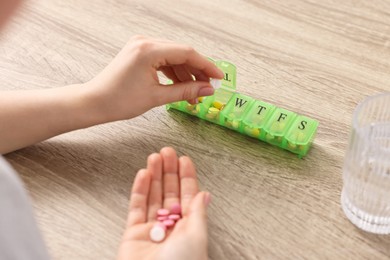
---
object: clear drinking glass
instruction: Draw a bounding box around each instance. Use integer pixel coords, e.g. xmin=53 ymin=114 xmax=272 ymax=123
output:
xmin=341 ymin=92 xmax=390 ymax=234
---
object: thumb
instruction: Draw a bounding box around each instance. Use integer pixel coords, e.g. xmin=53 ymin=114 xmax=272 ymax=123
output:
xmin=187 ymin=191 xmax=211 ymax=232
xmin=156 ymin=81 xmax=215 ymax=105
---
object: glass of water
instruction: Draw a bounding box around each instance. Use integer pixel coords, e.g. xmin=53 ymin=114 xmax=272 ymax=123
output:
xmin=341 ymin=92 xmax=390 ymax=234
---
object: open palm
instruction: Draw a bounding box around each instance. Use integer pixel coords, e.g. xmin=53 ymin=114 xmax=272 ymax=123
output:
xmin=117 ymin=147 xmax=210 ymax=260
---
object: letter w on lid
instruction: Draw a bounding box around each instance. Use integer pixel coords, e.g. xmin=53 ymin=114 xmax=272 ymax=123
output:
xmin=235 ymin=98 xmax=248 ymax=107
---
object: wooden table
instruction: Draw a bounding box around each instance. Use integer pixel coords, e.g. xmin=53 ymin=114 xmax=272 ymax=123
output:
xmin=1 ymin=0 xmax=390 ymax=259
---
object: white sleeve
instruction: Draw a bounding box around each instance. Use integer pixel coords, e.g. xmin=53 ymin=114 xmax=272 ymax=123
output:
xmin=0 ymin=156 xmax=50 ymax=260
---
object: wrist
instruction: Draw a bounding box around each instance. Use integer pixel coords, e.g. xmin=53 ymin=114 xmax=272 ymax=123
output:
xmin=72 ymin=82 xmax=110 ymax=128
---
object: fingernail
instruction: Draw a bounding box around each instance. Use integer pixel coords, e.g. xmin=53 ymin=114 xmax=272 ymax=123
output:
xmin=198 ymin=87 xmax=214 ymax=97
xmin=204 ymin=192 xmax=211 ymax=206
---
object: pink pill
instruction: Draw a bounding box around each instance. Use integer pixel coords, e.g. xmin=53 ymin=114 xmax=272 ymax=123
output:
xmin=168 ymin=214 xmax=181 ymax=221
xmin=157 ymin=216 xmax=168 ymax=221
xmin=170 ymin=204 xmax=182 ymax=215
xmin=157 ymin=208 xmax=170 ymax=216
xmin=163 ymin=219 xmax=175 ymax=227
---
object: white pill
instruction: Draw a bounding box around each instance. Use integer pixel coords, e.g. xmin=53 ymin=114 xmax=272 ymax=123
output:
xmin=210 ymin=78 xmax=222 ymax=89
xmin=149 ymin=224 xmax=166 ymax=242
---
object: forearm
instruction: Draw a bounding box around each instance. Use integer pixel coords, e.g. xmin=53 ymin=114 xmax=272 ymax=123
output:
xmin=0 ymin=84 xmax=101 ymax=154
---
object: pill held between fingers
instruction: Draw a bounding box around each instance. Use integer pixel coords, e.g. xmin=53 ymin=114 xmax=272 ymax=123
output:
xmin=210 ymin=78 xmax=222 ymax=89
xmin=163 ymin=219 xmax=175 ymax=227
xmin=170 ymin=203 xmax=182 ymax=215
xmin=150 ymin=224 xmax=166 ymax=242
xmin=157 ymin=208 xmax=170 ymax=216
xmin=168 ymin=214 xmax=181 ymax=221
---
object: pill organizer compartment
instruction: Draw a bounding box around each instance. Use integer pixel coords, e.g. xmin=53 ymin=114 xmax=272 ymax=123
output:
xmin=216 ymin=60 xmax=236 ymax=91
xmin=167 ymin=101 xmax=184 ymax=110
xmin=242 ymin=100 xmax=276 ymax=139
xmin=167 ymin=59 xmax=319 ymax=157
xmin=181 ymin=96 xmax=211 ymax=118
xmin=283 ymin=115 xmax=319 ymax=157
xmin=219 ymin=93 xmax=254 ymax=131
xmin=203 ymin=88 xmax=235 ymax=125
xmin=263 ymin=108 xmax=297 ymax=147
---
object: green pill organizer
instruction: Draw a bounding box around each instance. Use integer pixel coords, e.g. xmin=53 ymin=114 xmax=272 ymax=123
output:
xmin=166 ymin=59 xmax=319 ymax=158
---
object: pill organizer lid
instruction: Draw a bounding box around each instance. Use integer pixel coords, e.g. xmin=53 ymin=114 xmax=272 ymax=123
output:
xmin=264 ymin=108 xmax=297 ymax=136
xmin=285 ymin=115 xmax=319 ymax=145
xmin=242 ymin=100 xmax=276 ymax=127
xmin=216 ymin=60 xmax=237 ymax=91
xmin=220 ymin=93 xmax=254 ymax=120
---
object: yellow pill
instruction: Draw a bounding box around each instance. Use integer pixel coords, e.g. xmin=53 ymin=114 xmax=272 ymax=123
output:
xmin=251 ymin=128 xmax=260 ymax=137
xmin=270 ymin=122 xmax=286 ymax=132
xmin=190 ymin=105 xmax=201 ymax=115
xmin=232 ymin=120 xmax=239 ymax=129
xmin=225 ymin=120 xmax=232 ymax=127
xmin=212 ymin=101 xmax=224 ymax=110
xmin=198 ymin=97 xmax=204 ymax=103
xmin=186 ymin=104 xmax=195 ymax=111
xmin=288 ymin=142 xmax=297 ymax=150
xmin=297 ymin=132 xmax=306 ymax=142
xmin=208 ymin=107 xmax=220 ymax=114
xmin=190 ymin=109 xmax=198 ymax=115
xmin=245 ymin=127 xmax=260 ymax=137
xmin=206 ymin=113 xmax=216 ymax=120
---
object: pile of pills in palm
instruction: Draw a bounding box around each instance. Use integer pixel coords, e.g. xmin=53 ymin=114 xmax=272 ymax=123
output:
xmin=149 ymin=203 xmax=182 ymax=242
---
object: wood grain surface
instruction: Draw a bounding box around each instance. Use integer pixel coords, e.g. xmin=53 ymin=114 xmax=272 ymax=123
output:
xmin=1 ymin=0 xmax=390 ymax=259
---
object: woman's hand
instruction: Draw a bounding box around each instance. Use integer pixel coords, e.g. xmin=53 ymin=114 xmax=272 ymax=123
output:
xmin=0 ymin=36 xmax=223 ymax=154
xmin=84 ymin=35 xmax=224 ymax=122
xmin=117 ymin=147 xmax=211 ymax=260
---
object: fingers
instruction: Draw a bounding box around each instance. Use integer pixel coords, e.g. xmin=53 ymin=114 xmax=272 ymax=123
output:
xmin=160 ymin=65 xmax=210 ymax=105
xmin=127 ymin=169 xmax=151 ymax=227
xmin=147 ymin=153 xmax=164 ymax=221
xmin=160 ymin=66 xmax=180 ymax=83
xmin=186 ymin=65 xmax=210 ymax=82
xmin=154 ymin=81 xmax=214 ymax=105
xmin=160 ymin=147 xmax=180 ymax=209
xmin=152 ymin=43 xmax=224 ymax=79
xmin=187 ymin=192 xmax=211 ymax=237
xmin=129 ymin=35 xmax=223 ymax=79
xmin=172 ymin=65 xmax=193 ymax=82
xmin=179 ymin=156 xmax=199 ymax=216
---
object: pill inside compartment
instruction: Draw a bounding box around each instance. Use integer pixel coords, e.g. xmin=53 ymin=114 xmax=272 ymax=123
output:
xmin=283 ymin=115 xmax=319 ymax=157
xmin=263 ymin=108 xmax=297 ymax=147
xmin=167 ymin=100 xmax=186 ymax=111
xmin=182 ymin=96 xmax=208 ymax=117
xmin=203 ymin=88 xmax=234 ymax=125
xmin=242 ymin=100 xmax=276 ymax=139
xmin=219 ymin=93 xmax=254 ymax=132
